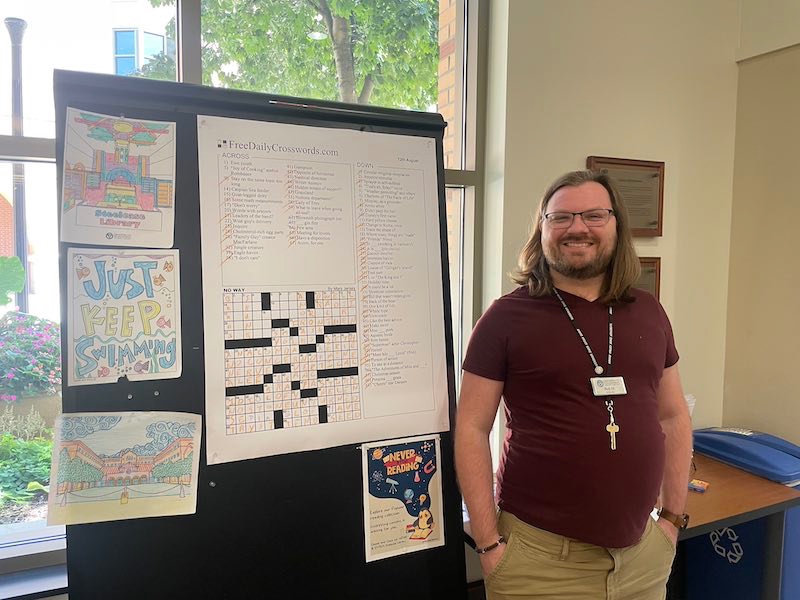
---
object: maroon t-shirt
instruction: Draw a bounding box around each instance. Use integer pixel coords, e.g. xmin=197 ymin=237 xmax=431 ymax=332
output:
xmin=462 ymin=286 xmax=679 ymax=548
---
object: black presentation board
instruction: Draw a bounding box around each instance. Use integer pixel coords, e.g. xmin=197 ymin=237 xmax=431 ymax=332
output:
xmin=55 ymin=69 xmax=465 ymax=600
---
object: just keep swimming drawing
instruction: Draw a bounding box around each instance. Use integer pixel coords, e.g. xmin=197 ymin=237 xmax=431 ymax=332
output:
xmin=48 ymin=412 xmax=202 ymax=525
xmin=67 ymin=248 xmax=181 ymax=386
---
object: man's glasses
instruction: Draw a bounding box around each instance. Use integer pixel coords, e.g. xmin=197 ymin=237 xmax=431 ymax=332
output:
xmin=543 ymin=209 xmax=615 ymax=229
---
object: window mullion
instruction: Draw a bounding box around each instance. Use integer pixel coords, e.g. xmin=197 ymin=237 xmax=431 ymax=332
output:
xmin=177 ymin=0 xmax=202 ymax=84
xmin=0 ymin=136 xmax=55 ymax=162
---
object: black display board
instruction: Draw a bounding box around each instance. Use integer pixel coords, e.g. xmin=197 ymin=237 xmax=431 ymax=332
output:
xmin=54 ymin=70 xmax=464 ymax=600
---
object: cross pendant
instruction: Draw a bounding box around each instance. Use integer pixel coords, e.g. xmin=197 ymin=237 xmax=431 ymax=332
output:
xmin=606 ymin=417 xmax=620 ymax=451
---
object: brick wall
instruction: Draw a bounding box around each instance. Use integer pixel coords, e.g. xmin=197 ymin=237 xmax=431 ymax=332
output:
xmin=438 ymin=1 xmax=463 ymax=306
xmin=438 ymin=0 xmax=459 ymax=170
xmin=0 ymin=194 xmax=13 ymax=256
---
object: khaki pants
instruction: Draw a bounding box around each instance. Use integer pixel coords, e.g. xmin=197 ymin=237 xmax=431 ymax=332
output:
xmin=485 ymin=511 xmax=676 ymax=600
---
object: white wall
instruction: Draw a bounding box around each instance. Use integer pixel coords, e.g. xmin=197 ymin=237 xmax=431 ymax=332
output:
xmin=738 ymin=0 xmax=800 ymax=61
xmin=724 ymin=45 xmax=800 ymax=444
xmin=483 ymin=0 xmax=740 ymax=428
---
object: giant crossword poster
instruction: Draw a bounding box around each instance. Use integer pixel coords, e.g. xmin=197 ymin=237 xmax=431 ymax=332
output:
xmin=197 ymin=115 xmax=450 ymax=463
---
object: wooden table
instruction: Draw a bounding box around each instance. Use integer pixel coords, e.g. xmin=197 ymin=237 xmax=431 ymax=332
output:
xmin=681 ymin=453 xmax=800 ymax=539
xmin=667 ymin=453 xmax=800 ymax=600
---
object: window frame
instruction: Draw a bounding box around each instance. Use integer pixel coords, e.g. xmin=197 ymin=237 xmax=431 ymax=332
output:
xmin=0 ymin=0 xmax=488 ymax=590
xmin=112 ymin=28 xmax=138 ymax=75
xmin=0 ymin=149 xmax=67 ymax=585
xmin=143 ymin=30 xmax=165 ymax=62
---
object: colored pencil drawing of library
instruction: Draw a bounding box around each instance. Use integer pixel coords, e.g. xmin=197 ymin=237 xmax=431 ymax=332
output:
xmin=48 ymin=412 xmax=201 ymax=525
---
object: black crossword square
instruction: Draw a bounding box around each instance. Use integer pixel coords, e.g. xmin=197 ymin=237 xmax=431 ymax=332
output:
xmin=316 ymin=334 xmax=325 ymax=343
xmin=290 ymin=327 xmax=299 ymax=336
xmin=291 ymin=380 xmax=301 ymax=390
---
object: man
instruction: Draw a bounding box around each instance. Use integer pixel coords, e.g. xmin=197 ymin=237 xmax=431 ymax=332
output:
xmin=455 ymin=170 xmax=692 ymax=599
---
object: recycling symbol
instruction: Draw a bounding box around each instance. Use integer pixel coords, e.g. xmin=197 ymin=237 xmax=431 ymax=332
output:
xmin=709 ymin=527 xmax=744 ymax=564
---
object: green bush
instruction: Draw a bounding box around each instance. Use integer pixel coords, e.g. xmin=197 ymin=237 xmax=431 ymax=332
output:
xmin=0 ymin=433 xmax=52 ymax=505
xmin=0 ymin=311 xmax=62 ymax=398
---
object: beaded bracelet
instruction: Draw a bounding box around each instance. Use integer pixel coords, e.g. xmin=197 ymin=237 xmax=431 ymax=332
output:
xmin=475 ymin=535 xmax=506 ymax=554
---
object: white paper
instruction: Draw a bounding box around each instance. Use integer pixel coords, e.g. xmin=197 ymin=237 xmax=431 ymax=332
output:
xmin=197 ymin=115 xmax=450 ymax=463
xmin=67 ymin=248 xmax=182 ymax=386
xmin=48 ymin=411 xmax=201 ymax=525
xmin=61 ymin=107 xmax=176 ymax=247
xmin=362 ymin=435 xmax=444 ymax=562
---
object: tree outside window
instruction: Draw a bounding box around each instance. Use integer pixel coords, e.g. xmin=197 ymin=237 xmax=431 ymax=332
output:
xmin=144 ymin=0 xmax=439 ymax=110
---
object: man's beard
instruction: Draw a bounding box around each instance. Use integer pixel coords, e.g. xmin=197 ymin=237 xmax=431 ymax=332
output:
xmin=544 ymin=237 xmax=614 ymax=280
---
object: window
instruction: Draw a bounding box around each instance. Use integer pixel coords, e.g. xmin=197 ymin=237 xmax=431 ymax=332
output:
xmin=196 ymin=0 xmax=465 ymax=163
xmin=0 ymin=0 xmax=178 ymax=583
xmin=141 ymin=29 xmax=177 ymax=81
xmin=0 ymin=161 xmax=64 ymax=573
xmin=0 ymin=0 xmax=484 ymax=590
xmin=0 ymin=2 xmax=176 ymax=137
xmin=199 ymin=1 xmax=442 ymax=110
xmin=113 ymin=29 xmax=137 ymax=75
xmin=0 ymin=163 xmax=59 ymax=320
xmin=143 ymin=31 xmax=164 ymax=61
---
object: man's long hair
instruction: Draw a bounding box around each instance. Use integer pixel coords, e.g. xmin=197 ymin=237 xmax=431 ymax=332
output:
xmin=511 ymin=170 xmax=640 ymax=304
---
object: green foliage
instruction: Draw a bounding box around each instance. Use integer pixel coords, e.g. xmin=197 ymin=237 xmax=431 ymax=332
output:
xmin=0 ymin=256 xmax=25 ymax=305
xmin=152 ymin=451 xmax=193 ymax=480
xmin=150 ymin=460 xmax=166 ymax=479
xmin=138 ymin=51 xmax=177 ymax=81
xmin=0 ymin=404 xmax=49 ymax=441
xmin=146 ymin=0 xmax=438 ymax=109
xmin=0 ymin=311 xmax=62 ymax=398
xmin=26 ymin=481 xmax=49 ymax=494
xmin=57 ymin=448 xmax=103 ymax=486
xmin=0 ymin=433 xmax=51 ymax=505
xmin=56 ymin=448 xmax=70 ymax=485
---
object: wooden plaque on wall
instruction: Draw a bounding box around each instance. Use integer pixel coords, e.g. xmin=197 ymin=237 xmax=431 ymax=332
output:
xmin=636 ymin=257 xmax=661 ymax=299
xmin=587 ymin=156 xmax=664 ymax=237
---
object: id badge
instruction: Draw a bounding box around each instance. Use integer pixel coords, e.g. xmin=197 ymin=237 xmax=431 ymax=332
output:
xmin=590 ymin=376 xmax=627 ymax=397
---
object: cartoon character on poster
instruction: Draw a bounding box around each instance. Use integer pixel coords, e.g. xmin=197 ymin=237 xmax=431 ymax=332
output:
xmin=368 ymin=437 xmax=440 ymax=542
xmin=68 ymin=249 xmax=182 ymax=386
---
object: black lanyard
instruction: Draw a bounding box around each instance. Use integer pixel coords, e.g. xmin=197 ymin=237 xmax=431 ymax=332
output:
xmin=552 ymin=289 xmax=613 ymax=376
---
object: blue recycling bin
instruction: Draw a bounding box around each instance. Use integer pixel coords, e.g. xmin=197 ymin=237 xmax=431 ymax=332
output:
xmin=691 ymin=429 xmax=800 ymax=600
xmin=684 ymin=516 xmax=768 ymax=599
xmin=781 ymin=505 xmax=800 ymax=600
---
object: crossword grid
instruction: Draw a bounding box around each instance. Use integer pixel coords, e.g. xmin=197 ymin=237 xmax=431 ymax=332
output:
xmin=222 ymin=288 xmax=361 ymax=435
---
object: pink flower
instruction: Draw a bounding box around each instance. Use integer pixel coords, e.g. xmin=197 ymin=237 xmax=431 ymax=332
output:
xmin=5 ymin=372 xmax=15 ymax=380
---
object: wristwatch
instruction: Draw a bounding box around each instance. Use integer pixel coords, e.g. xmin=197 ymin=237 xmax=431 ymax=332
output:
xmin=658 ymin=507 xmax=690 ymax=530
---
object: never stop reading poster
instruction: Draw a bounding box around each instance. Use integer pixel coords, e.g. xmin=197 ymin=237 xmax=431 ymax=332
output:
xmin=197 ymin=115 xmax=450 ymax=463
